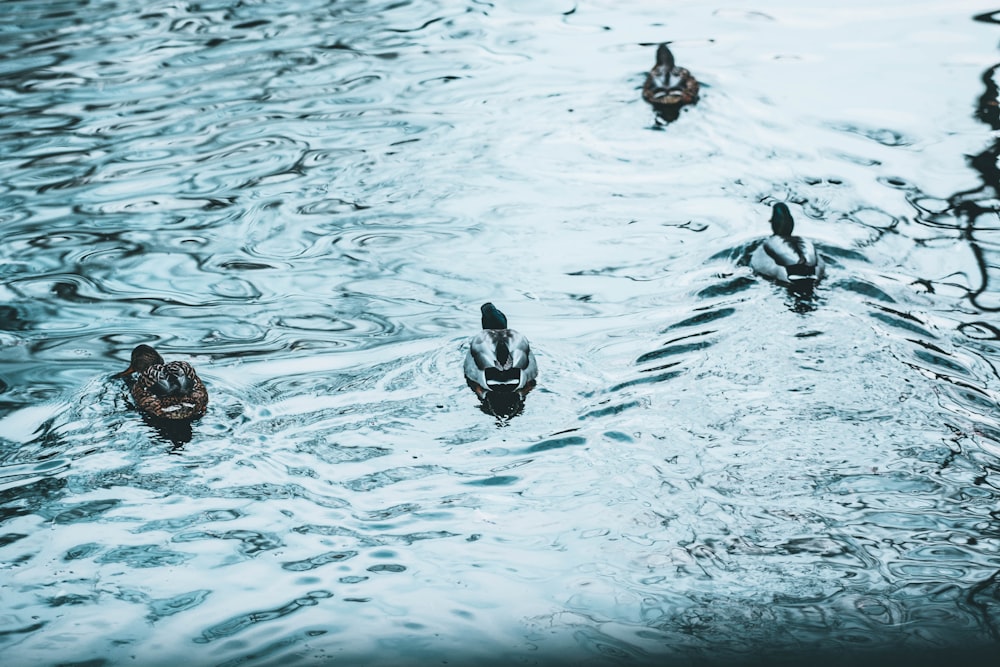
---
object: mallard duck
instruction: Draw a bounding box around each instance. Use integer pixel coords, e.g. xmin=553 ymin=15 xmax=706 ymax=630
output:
xmin=464 ymin=303 xmax=538 ymax=415
xmin=750 ymin=203 xmax=825 ymax=291
xmin=642 ymin=43 xmax=700 ymax=119
xmin=114 ymin=344 xmax=208 ymax=421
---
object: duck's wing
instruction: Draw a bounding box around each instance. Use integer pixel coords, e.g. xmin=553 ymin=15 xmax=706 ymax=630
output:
xmin=505 ymin=330 xmax=537 ymax=390
xmin=466 ymin=330 xmax=497 ymax=371
xmin=643 ymin=63 xmax=672 ymax=99
xmin=464 ymin=332 xmax=491 ymax=397
xmin=671 ymin=67 xmax=700 ymax=104
xmin=168 ymin=362 xmax=209 ymax=418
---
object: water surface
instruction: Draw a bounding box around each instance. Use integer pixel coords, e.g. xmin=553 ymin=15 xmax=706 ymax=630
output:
xmin=2 ymin=1 xmax=1000 ymax=665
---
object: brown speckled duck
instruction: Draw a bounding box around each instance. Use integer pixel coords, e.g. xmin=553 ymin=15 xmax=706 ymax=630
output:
xmin=642 ymin=43 xmax=700 ymax=120
xmin=114 ymin=344 xmax=208 ymax=421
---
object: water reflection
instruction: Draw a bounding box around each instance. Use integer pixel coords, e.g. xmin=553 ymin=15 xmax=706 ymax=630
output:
xmin=947 ymin=17 xmax=1000 ymax=313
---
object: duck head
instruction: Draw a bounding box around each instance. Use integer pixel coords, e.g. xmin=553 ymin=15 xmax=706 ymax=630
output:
xmin=114 ymin=344 xmax=165 ymax=378
xmin=655 ymin=43 xmax=675 ymax=71
xmin=481 ymin=302 xmax=508 ymax=330
xmin=770 ymin=203 xmax=795 ymax=236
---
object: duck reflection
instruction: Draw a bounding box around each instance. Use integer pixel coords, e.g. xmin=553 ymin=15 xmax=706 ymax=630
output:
xmin=464 ymin=303 xmax=538 ymax=420
xmin=142 ymin=415 xmax=194 ymax=449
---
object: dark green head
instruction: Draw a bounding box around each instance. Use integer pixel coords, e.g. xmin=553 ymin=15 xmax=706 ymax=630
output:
xmin=770 ymin=203 xmax=795 ymax=236
xmin=481 ymin=302 xmax=508 ymax=330
xmin=655 ymin=43 xmax=675 ymax=70
xmin=115 ymin=344 xmax=165 ymax=377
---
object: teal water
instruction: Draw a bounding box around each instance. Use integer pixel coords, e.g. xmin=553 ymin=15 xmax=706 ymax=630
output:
xmin=2 ymin=1 xmax=1000 ymax=665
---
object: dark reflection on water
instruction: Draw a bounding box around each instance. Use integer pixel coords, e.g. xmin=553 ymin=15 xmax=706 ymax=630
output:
xmin=3 ymin=0 xmax=1000 ymax=666
xmin=949 ymin=32 xmax=1000 ymax=312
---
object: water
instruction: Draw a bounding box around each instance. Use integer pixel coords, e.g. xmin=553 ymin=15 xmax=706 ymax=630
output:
xmin=2 ymin=0 xmax=1000 ymax=665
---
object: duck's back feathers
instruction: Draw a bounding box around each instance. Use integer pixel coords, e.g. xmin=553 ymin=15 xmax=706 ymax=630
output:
xmin=751 ymin=236 xmax=825 ymax=285
xmin=131 ymin=360 xmax=208 ymax=420
xmin=642 ymin=43 xmax=700 ymax=114
xmin=465 ymin=329 xmax=537 ymax=398
xmin=117 ymin=346 xmax=208 ymax=421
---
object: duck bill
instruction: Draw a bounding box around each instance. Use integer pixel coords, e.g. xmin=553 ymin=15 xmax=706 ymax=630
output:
xmin=112 ymin=365 xmax=135 ymax=379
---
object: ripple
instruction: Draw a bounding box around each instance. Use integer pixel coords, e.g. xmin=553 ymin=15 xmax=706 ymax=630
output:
xmin=830 ymin=122 xmax=914 ymax=147
xmin=48 ymin=499 xmax=122 ymax=524
xmin=147 ymin=589 xmax=212 ymax=622
xmin=95 ymin=544 xmax=195 ymax=568
xmin=173 ymin=529 xmax=283 ymax=557
xmin=959 ymin=320 xmax=1000 ymax=341
xmin=282 ymin=550 xmax=358 ymax=572
xmin=343 ymin=465 xmax=449 ymax=493
xmin=135 ymin=509 xmax=243 ymax=533
xmin=194 ymin=590 xmax=334 ymax=644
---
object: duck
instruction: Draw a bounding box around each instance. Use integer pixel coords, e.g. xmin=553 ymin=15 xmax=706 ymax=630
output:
xmin=114 ymin=344 xmax=208 ymax=421
xmin=464 ymin=303 xmax=538 ymax=415
xmin=642 ymin=43 xmax=700 ymax=120
xmin=750 ymin=203 xmax=825 ymax=291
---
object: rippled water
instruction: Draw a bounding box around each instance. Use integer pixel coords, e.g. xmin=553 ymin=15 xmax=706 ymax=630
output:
xmin=3 ymin=0 xmax=1000 ymax=665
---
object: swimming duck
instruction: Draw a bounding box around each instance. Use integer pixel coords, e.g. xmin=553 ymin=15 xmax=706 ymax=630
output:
xmin=114 ymin=344 xmax=208 ymax=421
xmin=464 ymin=303 xmax=538 ymax=415
xmin=642 ymin=43 xmax=700 ymax=120
xmin=750 ymin=203 xmax=825 ymax=291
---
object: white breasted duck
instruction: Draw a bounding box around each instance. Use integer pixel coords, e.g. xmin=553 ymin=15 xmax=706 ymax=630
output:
xmin=642 ymin=43 xmax=700 ymax=120
xmin=114 ymin=344 xmax=209 ymax=421
xmin=464 ymin=303 xmax=538 ymax=415
xmin=750 ymin=203 xmax=825 ymax=291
